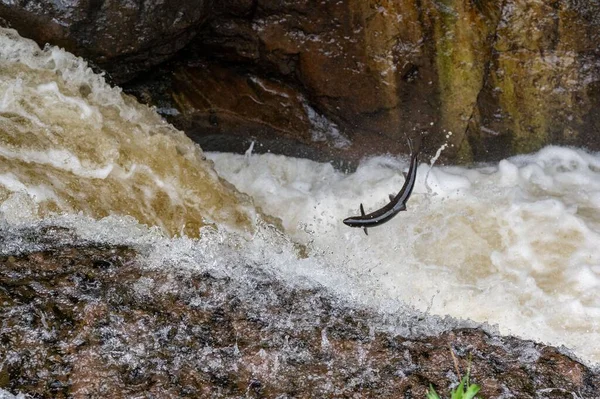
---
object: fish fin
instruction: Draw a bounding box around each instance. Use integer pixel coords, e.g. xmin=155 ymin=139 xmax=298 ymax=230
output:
xmin=389 ymin=194 xmax=395 ymax=201
xmin=363 ymin=227 xmax=368 ymax=235
xmin=400 ymin=204 xmax=407 ymax=211
xmin=360 ymin=203 xmax=366 ymax=216
xmin=403 ymin=171 xmax=408 ymax=179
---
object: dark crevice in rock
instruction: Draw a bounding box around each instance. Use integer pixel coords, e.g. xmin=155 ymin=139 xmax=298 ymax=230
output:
xmin=465 ymin=0 xmax=508 ymax=162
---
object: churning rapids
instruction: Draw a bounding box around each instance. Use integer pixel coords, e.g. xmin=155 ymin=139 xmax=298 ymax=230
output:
xmin=0 ymin=26 xmax=599 ymax=370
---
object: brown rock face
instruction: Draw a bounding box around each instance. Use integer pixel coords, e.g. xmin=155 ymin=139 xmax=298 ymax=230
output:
xmin=137 ymin=0 xmax=600 ymax=163
xmin=144 ymin=0 xmax=501 ymax=161
xmin=3 ymin=0 xmax=600 ymax=162
xmin=467 ymin=0 xmax=600 ymax=160
xmin=1 ymin=228 xmax=598 ymax=398
xmin=164 ymin=62 xmax=375 ymax=167
xmin=0 ymin=0 xmax=213 ymax=82
xmin=138 ymin=0 xmax=447 ymax=161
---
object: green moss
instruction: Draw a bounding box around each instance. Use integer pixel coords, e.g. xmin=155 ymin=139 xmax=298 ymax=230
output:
xmin=0 ymin=367 xmax=9 ymax=388
xmin=455 ymin=138 xmax=474 ymax=164
xmin=486 ymin=0 xmax=589 ymax=156
xmin=433 ymin=0 xmax=498 ymax=160
xmin=492 ymin=55 xmax=551 ymax=154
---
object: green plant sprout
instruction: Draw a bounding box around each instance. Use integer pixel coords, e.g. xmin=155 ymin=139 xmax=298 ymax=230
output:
xmin=426 ymin=373 xmax=480 ymax=399
xmin=426 ymin=348 xmax=481 ymax=399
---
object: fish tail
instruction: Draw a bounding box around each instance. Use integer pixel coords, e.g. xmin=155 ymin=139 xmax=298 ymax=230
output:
xmin=406 ymin=136 xmax=423 ymax=156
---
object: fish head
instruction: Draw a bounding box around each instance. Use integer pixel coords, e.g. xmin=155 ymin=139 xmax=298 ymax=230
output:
xmin=343 ymin=217 xmax=359 ymax=227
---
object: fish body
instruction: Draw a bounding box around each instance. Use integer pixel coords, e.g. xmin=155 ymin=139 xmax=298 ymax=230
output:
xmin=343 ymin=139 xmax=419 ymax=234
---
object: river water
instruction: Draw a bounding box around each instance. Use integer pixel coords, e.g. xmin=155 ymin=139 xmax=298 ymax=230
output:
xmin=0 ymin=27 xmax=598 ymax=366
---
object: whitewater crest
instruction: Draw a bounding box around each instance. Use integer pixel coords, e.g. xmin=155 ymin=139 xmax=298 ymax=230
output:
xmin=0 ymin=28 xmax=257 ymax=237
xmin=208 ymin=147 xmax=600 ymax=365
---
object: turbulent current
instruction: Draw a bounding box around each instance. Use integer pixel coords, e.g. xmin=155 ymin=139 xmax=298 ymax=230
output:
xmin=0 ymin=28 xmax=256 ymax=238
xmin=0 ymin=26 xmax=599 ymax=370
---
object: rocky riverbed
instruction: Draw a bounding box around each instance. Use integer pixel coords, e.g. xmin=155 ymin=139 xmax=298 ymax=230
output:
xmin=1 ymin=227 xmax=598 ymax=398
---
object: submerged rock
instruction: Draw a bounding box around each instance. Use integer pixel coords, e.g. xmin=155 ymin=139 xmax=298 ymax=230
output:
xmin=0 ymin=237 xmax=597 ymax=398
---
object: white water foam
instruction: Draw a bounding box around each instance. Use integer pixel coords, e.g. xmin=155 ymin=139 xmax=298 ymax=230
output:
xmin=0 ymin=388 xmax=27 ymax=399
xmin=1 ymin=212 xmax=467 ymax=341
xmin=0 ymin=26 xmax=597 ymax=367
xmin=0 ymin=27 xmax=257 ymax=236
xmin=207 ymin=146 xmax=600 ymax=364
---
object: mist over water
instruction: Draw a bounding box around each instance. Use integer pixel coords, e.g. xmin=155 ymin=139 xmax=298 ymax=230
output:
xmin=0 ymin=27 xmax=599 ymax=366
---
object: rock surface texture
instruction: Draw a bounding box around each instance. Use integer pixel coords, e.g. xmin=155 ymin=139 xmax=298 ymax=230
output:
xmin=3 ymin=0 xmax=600 ymax=162
xmin=128 ymin=0 xmax=600 ymax=163
xmin=0 ymin=0 xmax=212 ymax=83
xmin=0 ymin=230 xmax=598 ymax=398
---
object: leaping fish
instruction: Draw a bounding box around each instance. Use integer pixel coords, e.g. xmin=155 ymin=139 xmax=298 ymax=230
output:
xmin=343 ymin=138 xmax=419 ymax=235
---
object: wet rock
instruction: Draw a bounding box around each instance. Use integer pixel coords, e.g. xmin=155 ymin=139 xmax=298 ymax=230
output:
xmin=0 ymin=0 xmax=212 ymax=83
xmin=4 ymin=1 xmax=600 ymax=162
xmin=127 ymin=0 xmax=501 ymax=162
xmin=466 ymin=0 xmax=600 ymax=161
xmin=1 ymin=240 xmax=598 ymax=397
xmin=128 ymin=0 xmax=451 ymax=162
xmin=170 ymin=63 xmax=317 ymax=149
xmin=151 ymin=61 xmax=382 ymax=168
xmin=127 ymin=0 xmax=600 ymax=163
